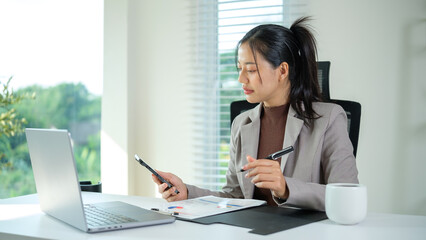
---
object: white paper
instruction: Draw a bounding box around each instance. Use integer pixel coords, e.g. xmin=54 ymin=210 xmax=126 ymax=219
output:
xmin=164 ymin=196 xmax=266 ymax=220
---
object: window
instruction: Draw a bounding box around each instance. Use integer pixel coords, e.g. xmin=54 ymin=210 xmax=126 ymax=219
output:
xmin=0 ymin=0 xmax=103 ymax=198
xmin=191 ymin=0 xmax=306 ymax=190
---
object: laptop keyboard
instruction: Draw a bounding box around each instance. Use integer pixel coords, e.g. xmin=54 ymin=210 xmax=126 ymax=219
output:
xmin=84 ymin=204 xmax=138 ymax=227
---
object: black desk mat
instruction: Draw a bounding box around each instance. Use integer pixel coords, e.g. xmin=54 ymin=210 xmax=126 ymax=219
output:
xmin=179 ymin=205 xmax=327 ymax=235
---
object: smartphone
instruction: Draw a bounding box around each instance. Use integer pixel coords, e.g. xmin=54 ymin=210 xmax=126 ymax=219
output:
xmin=134 ymin=154 xmax=179 ymax=194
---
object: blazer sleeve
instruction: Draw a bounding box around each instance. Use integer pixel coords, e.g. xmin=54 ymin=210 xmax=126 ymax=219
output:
xmin=186 ymin=117 xmax=245 ymax=199
xmin=277 ymin=104 xmax=359 ymax=211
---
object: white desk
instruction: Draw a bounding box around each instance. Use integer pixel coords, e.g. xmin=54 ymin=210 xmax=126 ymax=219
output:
xmin=1 ymin=192 xmax=425 ymax=240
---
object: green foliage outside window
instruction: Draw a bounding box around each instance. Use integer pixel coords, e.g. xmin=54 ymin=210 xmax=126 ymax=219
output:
xmin=0 ymin=80 xmax=101 ymax=198
xmin=0 ymin=77 xmax=34 ymax=139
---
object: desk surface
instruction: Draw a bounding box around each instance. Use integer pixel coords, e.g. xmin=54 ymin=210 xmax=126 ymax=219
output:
xmin=1 ymin=192 xmax=425 ymax=240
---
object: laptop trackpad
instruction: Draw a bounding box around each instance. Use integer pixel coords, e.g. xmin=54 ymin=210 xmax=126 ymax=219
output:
xmin=93 ymin=201 xmax=174 ymax=221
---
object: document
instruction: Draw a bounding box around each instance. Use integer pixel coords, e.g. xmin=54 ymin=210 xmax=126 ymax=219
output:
xmin=164 ymin=196 xmax=266 ymax=220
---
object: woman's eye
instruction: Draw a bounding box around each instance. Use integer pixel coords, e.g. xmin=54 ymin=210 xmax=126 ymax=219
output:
xmin=247 ymin=70 xmax=257 ymax=73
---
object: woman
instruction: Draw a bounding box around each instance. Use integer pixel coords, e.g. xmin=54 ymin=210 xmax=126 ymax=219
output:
xmin=152 ymin=17 xmax=358 ymax=211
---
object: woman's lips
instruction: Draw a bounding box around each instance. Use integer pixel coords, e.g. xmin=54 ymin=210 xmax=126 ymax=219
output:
xmin=243 ymin=87 xmax=254 ymax=95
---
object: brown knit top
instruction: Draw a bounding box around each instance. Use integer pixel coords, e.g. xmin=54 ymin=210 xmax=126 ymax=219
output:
xmin=253 ymin=103 xmax=290 ymax=206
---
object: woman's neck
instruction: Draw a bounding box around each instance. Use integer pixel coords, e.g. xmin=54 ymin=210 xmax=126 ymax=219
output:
xmin=263 ymin=97 xmax=289 ymax=107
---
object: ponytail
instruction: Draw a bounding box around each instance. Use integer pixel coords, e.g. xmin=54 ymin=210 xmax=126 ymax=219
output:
xmin=236 ymin=16 xmax=322 ymax=127
xmin=289 ymin=17 xmax=322 ymax=126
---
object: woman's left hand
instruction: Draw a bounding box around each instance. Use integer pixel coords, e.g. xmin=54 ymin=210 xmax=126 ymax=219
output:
xmin=242 ymin=155 xmax=289 ymax=199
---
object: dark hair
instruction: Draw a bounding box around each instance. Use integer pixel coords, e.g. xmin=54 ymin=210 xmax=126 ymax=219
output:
xmin=236 ymin=17 xmax=322 ymax=126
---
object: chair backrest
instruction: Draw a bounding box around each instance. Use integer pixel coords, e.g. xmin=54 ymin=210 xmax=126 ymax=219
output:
xmin=317 ymin=61 xmax=331 ymax=101
xmin=230 ymin=100 xmax=258 ymax=126
xmin=330 ymin=99 xmax=361 ymax=157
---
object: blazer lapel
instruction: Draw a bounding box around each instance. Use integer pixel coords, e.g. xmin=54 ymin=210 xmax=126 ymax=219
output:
xmin=281 ymin=105 xmax=304 ymax=172
xmin=240 ymin=104 xmax=261 ymax=199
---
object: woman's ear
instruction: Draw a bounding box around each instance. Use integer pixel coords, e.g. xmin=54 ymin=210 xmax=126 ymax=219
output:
xmin=279 ymin=62 xmax=289 ymax=81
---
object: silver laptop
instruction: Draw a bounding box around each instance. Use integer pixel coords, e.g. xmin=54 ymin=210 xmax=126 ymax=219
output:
xmin=25 ymin=128 xmax=175 ymax=233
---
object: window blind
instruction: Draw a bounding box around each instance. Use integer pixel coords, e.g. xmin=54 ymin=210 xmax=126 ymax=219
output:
xmin=190 ymin=0 xmax=307 ymax=190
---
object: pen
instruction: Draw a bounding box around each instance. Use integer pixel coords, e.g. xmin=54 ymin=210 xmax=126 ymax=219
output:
xmin=240 ymin=146 xmax=294 ymax=172
xmin=151 ymin=208 xmax=179 ymax=216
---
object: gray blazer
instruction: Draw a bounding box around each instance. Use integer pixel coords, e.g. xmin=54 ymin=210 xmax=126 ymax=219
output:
xmin=187 ymin=102 xmax=359 ymax=211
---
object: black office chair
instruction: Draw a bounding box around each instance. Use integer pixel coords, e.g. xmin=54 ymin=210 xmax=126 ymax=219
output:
xmin=230 ymin=61 xmax=361 ymax=157
xmin=330 ymin=99 xmax=361 ymax=157
xmin=230 ymin=100 xmax=258 ymax=126
xmin=317 ymin=61 xmax=331 ymax=100
xmin=315 ymin=61 xmax=361 ymax=156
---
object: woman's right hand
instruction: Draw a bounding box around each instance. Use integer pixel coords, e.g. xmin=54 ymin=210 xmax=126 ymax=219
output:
xmin=152 ymin=170 xmax=188 ymax=202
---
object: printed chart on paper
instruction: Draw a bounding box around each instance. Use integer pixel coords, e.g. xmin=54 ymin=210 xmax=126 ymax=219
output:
xmin=165 ymin=195 xmax=265 ymax=219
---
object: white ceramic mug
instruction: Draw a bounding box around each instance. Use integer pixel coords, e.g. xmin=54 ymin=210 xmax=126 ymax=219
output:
xmin=325 ymin=183 xmax=367 ymax=225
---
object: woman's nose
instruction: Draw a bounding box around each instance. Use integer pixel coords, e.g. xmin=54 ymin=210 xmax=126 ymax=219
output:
xmin=238 ymin=72 xmax=247 ymax=84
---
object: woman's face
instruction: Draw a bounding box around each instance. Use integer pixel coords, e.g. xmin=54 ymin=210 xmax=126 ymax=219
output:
xmin=237 ymin=42 xmax=290 ymax=107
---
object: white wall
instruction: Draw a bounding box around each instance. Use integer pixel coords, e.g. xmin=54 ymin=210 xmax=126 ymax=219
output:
xmin=102 ymin=0 xmax=129 ymax=195
xmin=127 ymin=0 xmax=194 ymax=197
xmin=307 ymin=0 xmax=426 ymax=215
xmin=102 ymin=0 xmax=194 ymax=197
xmin=103 ymin=0 xmax=426 ymax=215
